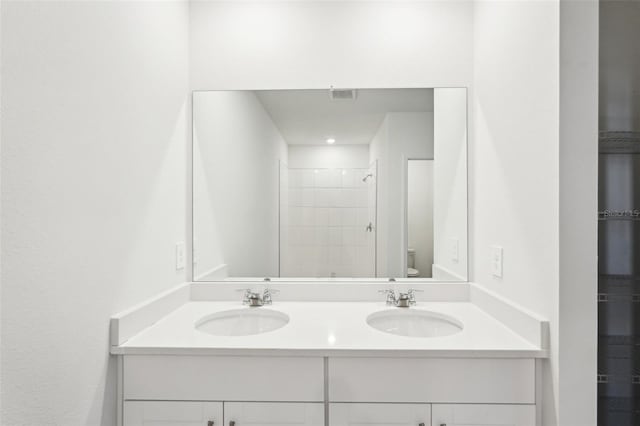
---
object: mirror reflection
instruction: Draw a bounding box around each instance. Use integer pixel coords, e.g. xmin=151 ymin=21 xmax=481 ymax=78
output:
xmin=193 ymin=88 xmax=467 ymax=281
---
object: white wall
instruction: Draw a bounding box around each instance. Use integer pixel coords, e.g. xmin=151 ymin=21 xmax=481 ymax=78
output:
xmin=189 ymin=1 xmax=474 ymax=90
xmin=193 ymin=91 xmax=287 ymax=279
xmin=472 ymin=3 xmax=560 ymax=423
xmin=1 ymin=2 xmax=189 ymax=425
xmin=407 ymin=160 xmax=434 ymax=277
xmin=433 ymin=88 xmax=468 ymax=281
xmin=288 ymin=145 xmax=369 ymax=169
xmin=472 ymin=1 xmax=598 ymax=425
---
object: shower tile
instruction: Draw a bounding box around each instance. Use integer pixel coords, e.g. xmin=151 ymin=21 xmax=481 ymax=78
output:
xmin=328 ymin=228 xmax=342 ymax=246
xmin=288 ymin=170 xmax=301 ymax=188
xmin=289 ymin=207 xmax=303 ymax=226
xmin=355 ymin=189 xmax=368 ymax=207
xmin=315 ymin=208 xmax=330 ymax=227
xmin=342 ymin=170 xmax=355 ymax=188
xmin=329 ymin=208 xmax=342 ymax=227
xmin=356 ymin=208 xmax=369 ymax=227
xmin=300 ymin=228 xmax=315 ymax=245
xmin=328 ymin=169 xmax=342 ymax=187
xmin=315 ymin=246 xmax=329 ymax=264
xmin=315 ymin=228 xmax=329 ymax=246
xmin=329 ymin=247 xmax=343 ymax=265
xmin=325 ymin=189 xmax=339 ymax=207
xmin=301 ymin=207 xmax=315 ymax=226
xmin=335 ymin=189 xmax=348 ymax=207
xmin=288 ymin=227 xmax=302 ymax=246
xmin=315 ymin=189 xmax=331 ymax=207
xmin=289 ymin=189 xmax=302 ymax=206
xmin=355 ymin=227 xmax=368 ymax=246
xmin=343 ymin=228 xmax=356 ymax=246
xmin=343 ymin=246 xmax=357 ymax=266
xmin=300 ymin=170 xmax=315 ymax=187
xmin=301 ymin=189 xmax=314 ymax=207
xmin=315 ymin=169 xmax=329 ymax=188
xmin=342 ymin=209 xmax=357 ymax=226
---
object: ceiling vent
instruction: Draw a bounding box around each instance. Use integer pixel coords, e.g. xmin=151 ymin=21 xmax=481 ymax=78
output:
xmin=329 ymin=88 xmax=357 ymax=101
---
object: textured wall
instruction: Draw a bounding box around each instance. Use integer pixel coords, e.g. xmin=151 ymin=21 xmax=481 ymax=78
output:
xmin=1 ymin=2 xmax=189 ymax=424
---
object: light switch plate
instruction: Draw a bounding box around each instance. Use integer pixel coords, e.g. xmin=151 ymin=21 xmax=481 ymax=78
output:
xmin=175 ymin=242 xmax=186 ymax=270
xmin=491 ymin=245 xmax=503 ymax=278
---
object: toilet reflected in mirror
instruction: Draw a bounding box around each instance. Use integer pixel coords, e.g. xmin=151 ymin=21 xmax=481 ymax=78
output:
xmin=407 ymin=248 xmax=420 ymax=278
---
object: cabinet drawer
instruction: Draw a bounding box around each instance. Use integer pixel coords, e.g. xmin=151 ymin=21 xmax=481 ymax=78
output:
xmin=225 ymin=402 xmax=324 ymax=426
xmin=431 ymin=404 xmax=536 ymax=426
xmin=124 ymin=355 xmax=324 ymax=402
xmin=329 ymin=358 xmax=535 ymax=404
xmin=330 ymin=403 xmax=431 ymax=426
xmin=124 ymin=401 xmax=222 ymax=426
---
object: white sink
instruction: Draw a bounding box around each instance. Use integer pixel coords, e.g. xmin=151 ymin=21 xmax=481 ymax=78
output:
xmin=366 ymin=309 xmax=463 ymax=338
xmin=195 ymin=308 xmax=289 ymax=336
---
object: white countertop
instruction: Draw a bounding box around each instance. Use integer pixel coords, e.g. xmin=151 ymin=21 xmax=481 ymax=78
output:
xmin=111 ymin=301 xmax=546 ymax=358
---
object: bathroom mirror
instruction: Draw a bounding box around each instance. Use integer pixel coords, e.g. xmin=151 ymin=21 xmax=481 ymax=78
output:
xmin=193 ymin=88 xmax=467 ymax=281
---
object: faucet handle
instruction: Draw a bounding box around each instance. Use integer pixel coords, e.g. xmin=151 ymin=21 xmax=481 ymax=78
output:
xmin=379 ymin=288 xmax=397 ymax=305
xmin=236 ymin=288 xmax=254 ymax=304
xmin=407 ymin=288 xmax=423 ymax=305
xmin=262 ymin=288 xmax=279 ymax=305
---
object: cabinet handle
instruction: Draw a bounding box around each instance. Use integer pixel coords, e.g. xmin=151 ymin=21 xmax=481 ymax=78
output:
xmin=207 ymin=422 xmax=214 ymax=426
xmin=229 ymin=422 xmax=236 ymax=426
xmin=419 ymin=423 xmax=425 ymax=426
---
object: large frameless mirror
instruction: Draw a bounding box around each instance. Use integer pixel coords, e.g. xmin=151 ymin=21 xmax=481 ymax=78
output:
xmin=193 ymin=88 xmax=467 ymax=281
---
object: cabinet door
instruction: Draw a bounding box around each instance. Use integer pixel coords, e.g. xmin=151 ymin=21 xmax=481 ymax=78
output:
xmin=124 ymin=401 xmax=223 ymax=426
xmin=223 ymin=402 xmax=324 ymax=426
xmin=431 ymin=404 xmax=536 ymax=426
xmin=331 ymin=403 xmax=431 ymax=426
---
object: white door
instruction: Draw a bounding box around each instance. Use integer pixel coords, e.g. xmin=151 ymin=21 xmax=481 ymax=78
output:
xmin=431 ymin=404 xmax=536 ymax=426
xmin=124 ymin=401 xmax=223 ymax=426
xmin=331 ymin=403 xmax=431 ymax=426
xmin=224 ymin=402 xmax=324 ymax=426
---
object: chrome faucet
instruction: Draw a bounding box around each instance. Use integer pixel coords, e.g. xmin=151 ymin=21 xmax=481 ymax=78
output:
xmin=238 ymin=287 xmax=279 ymax=307
xmin=379 ymin=288 xmax=423 ymax=308
xmin=379 ymin=288 xmax=397 ymax=305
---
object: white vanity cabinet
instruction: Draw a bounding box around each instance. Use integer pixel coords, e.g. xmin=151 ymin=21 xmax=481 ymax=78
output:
xmin=123 ymin=401 xmax=222 ymax=426
xmin=330 ymin=403 xmax=431 ymax=426
xmin=118 ymin=355 xmax=539 ymax=426
xmin=431 ymin=404 xmax=536 ymax=426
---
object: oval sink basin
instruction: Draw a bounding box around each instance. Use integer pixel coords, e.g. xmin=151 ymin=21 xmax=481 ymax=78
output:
xmin=195 ymin=308 xmax=289 ymax=336
xmin=366 ymin=309 xmax=463 ymax=338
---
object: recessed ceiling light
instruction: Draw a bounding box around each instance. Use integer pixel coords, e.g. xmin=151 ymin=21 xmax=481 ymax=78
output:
xmin=326 ymin=138 xmax=336 ymax=145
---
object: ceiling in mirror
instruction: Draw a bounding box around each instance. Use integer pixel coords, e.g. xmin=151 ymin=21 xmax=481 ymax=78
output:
xmin=192 ymin=88 xmax=467 ymax=282
xmin=255 ymin=89 xmax=434 ymax=145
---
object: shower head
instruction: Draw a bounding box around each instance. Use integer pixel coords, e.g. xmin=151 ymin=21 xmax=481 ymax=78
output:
xmin=362 ymin=173 xmax=373 ymax=182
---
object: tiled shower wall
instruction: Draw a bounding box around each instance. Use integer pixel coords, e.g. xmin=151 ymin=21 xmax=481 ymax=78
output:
xmin=280 ymin=167 xmax=375 ymax=277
